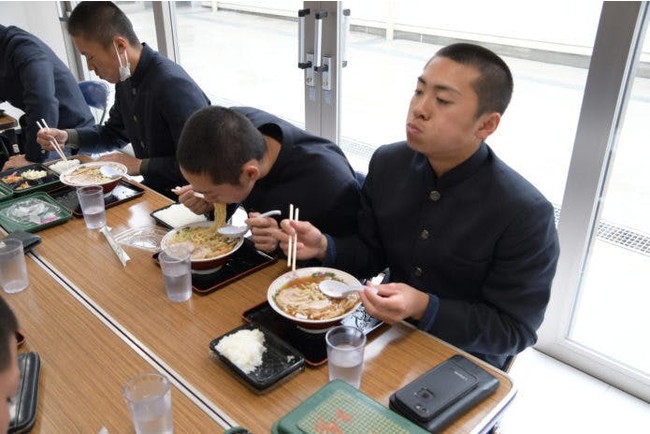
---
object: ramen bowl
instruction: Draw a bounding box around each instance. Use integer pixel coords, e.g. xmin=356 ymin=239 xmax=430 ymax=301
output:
xmin=267 ymin=267 xmax=363 ymax=332
xmin=59 ymin=161 xmax=127 ymax=194
xmin=159 ymin=221 xmax=244 ymax=271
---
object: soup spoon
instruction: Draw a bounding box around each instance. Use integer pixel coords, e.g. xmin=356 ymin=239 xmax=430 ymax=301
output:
xmin=217 ymin=209 xmax=281 ymax=238
xmin=319 ymin=279 xmax=377 ymax=298
xmin=99 ymin=165 xmax=126 ymax=179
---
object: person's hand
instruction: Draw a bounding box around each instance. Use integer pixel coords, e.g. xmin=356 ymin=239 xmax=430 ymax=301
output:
xmin=359 ymin=282 xmax=430 ymax=324
xmin=2 ymin=154 xmax=30 ymax=171
xmin=173 ymin=184 xmax=213 ymax=215
xmin=97 ymin=152 xmax=142 ymax=176
xmin=36 ymin=127 xmax=68 ymax=150
xmin=276 ymin=219 xmax=328 ymax=261
xmin=246 ymin=212 xmax=280 ymax=253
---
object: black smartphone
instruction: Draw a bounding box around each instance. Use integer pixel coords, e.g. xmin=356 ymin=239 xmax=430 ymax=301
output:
xmin=389 ymin=354 xmax=499 ymax=432
xmin=1 ymin=231 xmax=41 ymax=253
xmin=392 ymin=356 xmax=479 ymax=422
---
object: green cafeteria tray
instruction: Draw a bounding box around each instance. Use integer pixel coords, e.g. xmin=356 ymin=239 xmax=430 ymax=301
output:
xmin=0 ymin=183 xmax=13 ymax=203
xmin=0 ymin=192 xmax=73 ymax=233
xmin=271 ymin=380 xmax=428 ymax=434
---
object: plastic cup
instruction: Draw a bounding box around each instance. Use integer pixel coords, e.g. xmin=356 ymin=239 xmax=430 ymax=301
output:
xmin=123 ymin=372 xmax=173 ymax=434
xmin=325 ymin=325 xmax=366 ymax=388
xmin=0 ymin=239 xmax=28 ymax=294
xmin=159 ymin=246 xmax=192 ymax=303
xmin=76 ymin=185 xmax=106 ymax=229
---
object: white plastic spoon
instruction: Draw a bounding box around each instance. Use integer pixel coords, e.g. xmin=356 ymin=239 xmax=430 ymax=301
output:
xmin=319 ymin=279 xmax=375 ymax=298
xmin=217 ymin=209 xmax=281 ymax=238
xmin=99 ymin=165 xmax=126 ymax=179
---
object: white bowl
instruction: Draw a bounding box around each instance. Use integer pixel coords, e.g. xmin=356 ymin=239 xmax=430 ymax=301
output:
xmin=59 ymin=161 xmax=127 ymax=193
xmin=267 ymin=267 xmax=362 ymax=331
xmin=160 ymin=221 xmax=244 ymax=271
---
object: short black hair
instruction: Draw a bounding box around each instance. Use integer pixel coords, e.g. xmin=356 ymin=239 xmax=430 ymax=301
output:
xmin=68 ymin=1 xmax=140 ymax=47
xmin=432 ymin=43 xmax=513 ymax=117
xmin=0 ymin=297 xmax=18 ymax=371
xmin=177 ymin=106 xmax=266 ymax=185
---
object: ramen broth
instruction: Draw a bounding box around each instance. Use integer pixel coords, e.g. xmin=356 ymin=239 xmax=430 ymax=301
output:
xmin=274 ymin=273 xmax=360 ymax=320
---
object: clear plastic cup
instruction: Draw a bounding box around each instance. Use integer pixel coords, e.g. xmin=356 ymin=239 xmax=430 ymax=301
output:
xmin=326 ymin=325 xmax=366 ymax=388
xmin=159 ymin=246 xmax=192 ymax=302
xmin=0 ymin=239 xmax=29 ymax=294
xmin=76 ymin=185 xmax=106 ymax=229
xmin=123 ymin=372 xmax=173 ymax=434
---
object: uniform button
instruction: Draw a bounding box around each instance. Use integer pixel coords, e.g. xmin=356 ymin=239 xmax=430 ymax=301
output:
xmin=413 ymin=266 xmax=423 ymax=277
xmin=140 ymin=141 xmax=145 ymax=148
xmin=133 ymin=115 xmax=137 ymax=123
xmin=429 ymin=190 xmax=441 ymax=201
xmin=420 ymin=229 xmax=430 ymax=240
xmin=132 ymin=88 xmax=137 ymax=96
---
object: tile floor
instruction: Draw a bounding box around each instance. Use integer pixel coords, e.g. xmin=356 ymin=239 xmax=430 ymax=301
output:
xmin=498 ymin=347 xmax=650 ymax=433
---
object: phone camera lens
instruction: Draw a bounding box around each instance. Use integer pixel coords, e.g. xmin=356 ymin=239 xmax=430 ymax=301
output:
xmin=416 ymin=387 xmax=434 ymax=400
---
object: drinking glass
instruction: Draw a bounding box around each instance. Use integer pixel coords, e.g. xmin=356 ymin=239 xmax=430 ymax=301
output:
xmin=159 ymin=246 xmax=192 ymax=302
xmin=0 ymin=239 xmax=28 ymax=294
xmin=325 ymin=325 xmax=366 ymax=388
xmin=123 ymin=372 xmax=173 ymax=434
xmin=76 ymin=185 xmax=106 ymax=229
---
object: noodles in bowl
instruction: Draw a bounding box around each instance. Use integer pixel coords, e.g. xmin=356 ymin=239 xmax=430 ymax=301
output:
xmin=267 ymin=267 xmax=362 ymax=331
xmin=59 ymin=161 xmax=127 ymax=193
xmin=160 ymin=218 xmax=243 ymax=271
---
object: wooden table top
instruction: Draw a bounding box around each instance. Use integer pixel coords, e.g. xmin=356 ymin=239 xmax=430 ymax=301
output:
xmin=3 ymin=255 xmax=222 ymax=432
xmin=0 ymin=113 xmax=18 ymax=131
xmin=25 ymin=185 xmax=515 ymax=433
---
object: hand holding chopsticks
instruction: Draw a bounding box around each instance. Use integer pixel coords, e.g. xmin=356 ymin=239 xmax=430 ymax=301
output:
xmin=36 ymin=119 xmax=67 ymax=161
xmin=286 ymin=204 xmax=299 ymax=271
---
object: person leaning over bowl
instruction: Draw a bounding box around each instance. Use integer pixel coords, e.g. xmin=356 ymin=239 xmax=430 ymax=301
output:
xmin=0 ymin=297 xmax=20 ymax=434
xmin=36 ymin=1 xmax=210 ymax=199
xmin=0 ymin=24 xmax=95 ymax=170
xmin=273 ymin=43 xmax=560 ymax=370
xmin=174 ymin=105 xmax=361 ymax=255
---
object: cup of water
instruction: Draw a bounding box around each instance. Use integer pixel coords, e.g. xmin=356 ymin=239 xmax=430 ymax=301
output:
xmin=0 ymin=239 xmax=29 ymax=294
xmin=325 ymin=325 xmax=366 ymax=388
xmin=159 ymin=245 xmax=192 ymax=303
xmin=124 ymin=372 xmax=173 ymax=434
xmin=76 ymin=185 xmax=106 ymax=229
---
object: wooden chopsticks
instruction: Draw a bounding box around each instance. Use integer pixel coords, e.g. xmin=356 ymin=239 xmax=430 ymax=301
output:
xmin=287 ymin=204 xmax=299 ymax=271
xmin=36 ymin=118 xmax=67 ymax=161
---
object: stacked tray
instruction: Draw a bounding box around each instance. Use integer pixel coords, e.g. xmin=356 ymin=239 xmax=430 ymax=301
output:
xmin=0 ymin=164 xmax=61 ymax=196
xmin=0 ymin=192 xmax=72 ymax=233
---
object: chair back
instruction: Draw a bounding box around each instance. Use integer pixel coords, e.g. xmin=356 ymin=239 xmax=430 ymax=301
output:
xmin=79 ymin=80 xmax=110 ymax=124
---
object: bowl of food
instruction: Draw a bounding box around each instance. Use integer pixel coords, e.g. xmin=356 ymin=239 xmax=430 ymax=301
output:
xmin=159 ymin=221 xmax=244 ymax=271
xmin=267 ymin=267 xmax=363 ymax=331
xmin=59 ymin=161 xmax=127 ymax=194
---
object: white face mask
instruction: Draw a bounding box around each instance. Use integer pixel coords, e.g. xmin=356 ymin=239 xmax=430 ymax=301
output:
xmin=113 ymin=42 xmax=131 ymax=82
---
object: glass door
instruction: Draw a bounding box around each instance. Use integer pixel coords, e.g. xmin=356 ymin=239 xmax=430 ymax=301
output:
xmin=173 ymin=1 xmax=304 ymax=125
xmin=537 ymin=2 xmax=650 ymax=401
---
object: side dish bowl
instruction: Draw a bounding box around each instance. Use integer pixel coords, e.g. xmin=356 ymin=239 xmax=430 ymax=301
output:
xmin=59 ymin=161 xmax=127 ymax=194
xmin=159 ymin=221 xmax=244 ymax=271
xmin=267 ymin=267 xmax=363 ymax=331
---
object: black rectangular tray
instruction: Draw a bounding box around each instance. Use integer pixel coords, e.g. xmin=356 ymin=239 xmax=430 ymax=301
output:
xmin=0 ymin=163 xmax=61 ymax=196
xmin=152 ymin=238 xmax=277 ymax=294
xmin=243 ymin=302 xmax=383 ymax=367
xmin=209 ymin=322 xmax=305 ymax=393
xmin=49 ymin=180 xmax=145 ymax=217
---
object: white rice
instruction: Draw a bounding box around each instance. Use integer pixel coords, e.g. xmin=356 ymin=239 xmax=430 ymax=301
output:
xmin=49 ymin=159 xmax=81 ymax=174
xmin=153 ymin=203 xmax=207 ymax=228
xmin=216 ymin=328 xmax=267 ymax=374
